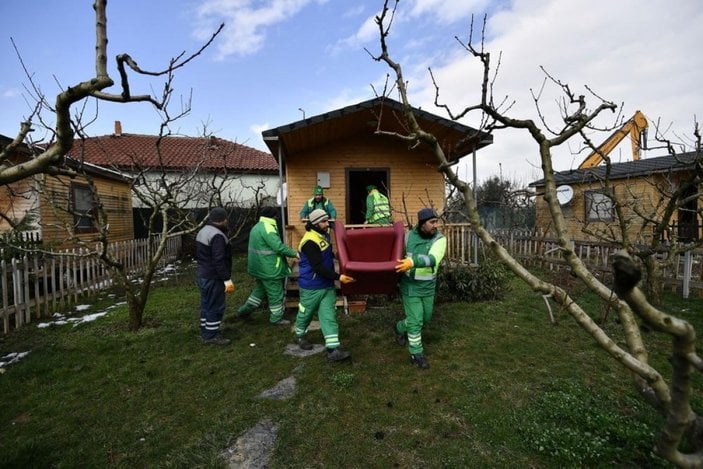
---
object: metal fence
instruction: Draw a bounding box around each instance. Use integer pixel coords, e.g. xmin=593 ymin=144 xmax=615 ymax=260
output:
xmin=1 ymin=235 xmax=182 ymax=334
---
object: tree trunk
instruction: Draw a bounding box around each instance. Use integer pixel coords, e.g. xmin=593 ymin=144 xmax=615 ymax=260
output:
xmin=644 ymin=256 xmax=663 ymax=306
xmin=126 ymin=294 xmax=145 ymax=331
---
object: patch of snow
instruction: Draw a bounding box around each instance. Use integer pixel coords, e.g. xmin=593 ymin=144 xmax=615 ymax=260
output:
xmin=0 ymin=351 xmax=30 ymax=368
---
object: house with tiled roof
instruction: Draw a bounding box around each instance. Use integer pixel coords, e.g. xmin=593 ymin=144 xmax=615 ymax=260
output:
xmin=529 ymin=152 xmax=701 ymax=243
xmin=74 ymin=122 xmax=279 ymax=210
xmin=0 ymin=134 xmax=134 ymax=247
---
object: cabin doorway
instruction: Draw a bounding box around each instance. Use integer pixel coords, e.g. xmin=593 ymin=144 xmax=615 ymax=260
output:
xmin=346 ymin=168 xmax=389 ymax=224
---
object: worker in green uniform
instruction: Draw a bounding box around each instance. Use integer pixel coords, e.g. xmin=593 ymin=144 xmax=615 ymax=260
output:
xmin=237 ymin=215 xmax=299 ymax=325
xmin=294 ymin=209 xmax=356 ymax=361
xmin=365 ymin=184 xmax=391 ymax=224
xmin=299 ymin=185 xmax=337 ymax=226
xmin=393 ymin=207 xmax=447 ymax=369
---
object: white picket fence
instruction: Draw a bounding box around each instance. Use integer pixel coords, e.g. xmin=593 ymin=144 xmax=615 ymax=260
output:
xmin=1 ymin=236 xmax=182 ymax=334
xmin=444 ymin=223 xmax=703 ymax=298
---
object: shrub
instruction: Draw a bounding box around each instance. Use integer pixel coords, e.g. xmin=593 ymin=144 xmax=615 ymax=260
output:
xmin=436 ymin=255 xmax=511 ymax=302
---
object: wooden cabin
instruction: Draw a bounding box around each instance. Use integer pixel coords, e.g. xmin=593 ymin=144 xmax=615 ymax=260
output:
xmin=261 ymin=97 xmax=492 ymax=248
xmin=529 ymin=152 xmax=701 ymax=243
xmin=0 ymin=134 xmax=134 ymax=248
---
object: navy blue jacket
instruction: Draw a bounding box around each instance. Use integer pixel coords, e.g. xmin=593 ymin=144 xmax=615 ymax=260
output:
xmin=195 ymin=224 xmax=232 ymax=280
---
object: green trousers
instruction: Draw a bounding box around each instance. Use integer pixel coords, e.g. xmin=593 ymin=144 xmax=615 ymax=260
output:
xmin=396 ymin=294 xmax=435 ymax=355
xmin=238 ymin=278 xmax=286 ymax=323
xmin=295 ymin=287 xmax=340 ymax=349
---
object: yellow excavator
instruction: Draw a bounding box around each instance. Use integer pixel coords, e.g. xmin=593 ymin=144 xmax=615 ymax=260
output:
xmin=578 ymin=110 xmax=648 ymax=169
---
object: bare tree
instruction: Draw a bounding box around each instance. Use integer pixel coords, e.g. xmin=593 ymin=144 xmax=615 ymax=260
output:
xmin=370 ymin=1 xmax=703 ymax=465
xmin=446 ymin=175 xmax=535 ymax=229
xmin=1 ymin=0 xmax=226 ymax=330
xmin=40 ymin=120 xmax=271 ymax=330
xmin=0 ymin=0 xmax=223 ymax=186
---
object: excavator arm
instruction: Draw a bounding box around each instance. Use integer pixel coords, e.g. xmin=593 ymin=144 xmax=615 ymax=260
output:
xmin=578 ymin=110 xmax=648 ymax=169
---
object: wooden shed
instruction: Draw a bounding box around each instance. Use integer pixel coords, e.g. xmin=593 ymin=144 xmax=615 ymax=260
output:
xmin=529 ymin=152 xmax=701 ymax=243
xmin=0 ymin=134 xmax=134 ymax=248
xmin=261 ymin=97 xmax=492 ymax=247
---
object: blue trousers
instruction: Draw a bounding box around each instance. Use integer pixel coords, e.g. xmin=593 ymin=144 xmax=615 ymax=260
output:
xmin=197 ymin=277 xmax=226 ymax=339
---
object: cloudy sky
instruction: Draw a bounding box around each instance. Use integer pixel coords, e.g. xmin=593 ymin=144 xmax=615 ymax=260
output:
xmin=1 ymin=0 xmax=701 ymax=185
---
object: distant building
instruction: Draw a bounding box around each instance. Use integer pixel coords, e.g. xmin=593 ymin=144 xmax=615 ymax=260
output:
xmin=74 ymin=122 xmax=279 ymax=210
xmin=529 ymin=152 xmax=701 ymax=243
xmin=0 ymin=134 xmax=134 ymax=247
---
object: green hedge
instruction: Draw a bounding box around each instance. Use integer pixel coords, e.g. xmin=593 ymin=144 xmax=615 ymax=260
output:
xmin=437 ymin=255 xmax=512 ymax=302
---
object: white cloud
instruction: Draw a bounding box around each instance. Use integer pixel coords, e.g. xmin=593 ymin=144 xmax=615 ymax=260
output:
xmin=343 ymin=5 xmax=367 ymax=19
xmin=1 ymin=87 xmax=21 ymax=99
xmin=408 ymin=0 xmax=492 ymax=24
xmin=394 ymin=0 xmax=703 ymax=182
xmin=194 ymin=0 xmax=317 ymax=59
xmin=327 ymin=13 xmax=379 ymax=57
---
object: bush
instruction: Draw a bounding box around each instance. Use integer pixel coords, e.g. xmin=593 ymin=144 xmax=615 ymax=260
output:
xmin=436 ymin=255 xmax=511 ymax=302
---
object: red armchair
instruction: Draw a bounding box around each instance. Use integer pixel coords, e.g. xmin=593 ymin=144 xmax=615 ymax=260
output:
xmin=334 ymin=221 xmax=405 ymax=295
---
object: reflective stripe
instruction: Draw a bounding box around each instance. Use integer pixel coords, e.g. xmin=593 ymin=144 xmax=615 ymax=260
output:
xmin=324 ymin=334 xmax=340 ymax=347
xmin=250 ymin=248 xmax=275 ymax=255
xmin=408 ymin=333 xmax=422 ymax=346
xmin=245 ymin=296 xmax=262 ymax=306
xmin=417 ymin=254 xmax=431 ymax=264
xmin=414 ymin=273 xmax=436 ymax=280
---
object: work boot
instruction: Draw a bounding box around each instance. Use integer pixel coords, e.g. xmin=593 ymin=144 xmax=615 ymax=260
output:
xmin=296 ymin=337 xmax=313 ymax=350
xmin=410 ymin=354 xmax=429 ymax=369
xmin=273 ymin=318 xmax=291 ymax=326
xmin=326 ymin=347 xmax=351 ymax=362
xmin=236 ymin=311 xmax=253 ymax=321
xmin=393 ymin=323 xmax=407 ymax=346
xmin=202 ymin=335 xmax=231 ymax=346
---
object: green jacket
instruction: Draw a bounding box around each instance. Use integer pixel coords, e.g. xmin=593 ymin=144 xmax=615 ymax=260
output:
xmin=366 ymin=189 xmax=391 ymax=224
xmin=399 ymin=227 xmax=447 ymax=297
xmin=247 ymin=216 xmax=297 ymax=279
xmin=299 ymin=197 xmax=337 ymax=220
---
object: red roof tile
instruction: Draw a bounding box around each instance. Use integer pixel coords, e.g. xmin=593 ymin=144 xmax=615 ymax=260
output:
xmin=70 ymin=133 xmax=277 ymax=172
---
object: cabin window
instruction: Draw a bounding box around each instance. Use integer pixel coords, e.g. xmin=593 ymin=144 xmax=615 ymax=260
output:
xmin=584 ymin=189 xmax=613 ymax=222
xmin=71 ymin=183 xmax=97 ymax=233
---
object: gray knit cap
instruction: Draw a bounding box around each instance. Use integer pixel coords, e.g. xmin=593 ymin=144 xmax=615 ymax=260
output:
xmin=309 ymin=208 xmax=329 ymax=225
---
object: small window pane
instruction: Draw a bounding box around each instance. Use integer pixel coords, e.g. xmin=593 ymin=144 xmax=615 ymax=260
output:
xmin=585 ymin=190 xmax=613 ymax=222
xmin=71 ymin=184 xmax=96 ymax=231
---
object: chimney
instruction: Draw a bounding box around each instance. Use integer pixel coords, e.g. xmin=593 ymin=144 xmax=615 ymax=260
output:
xmin=114 ymin=120 xmax=122 ymax=136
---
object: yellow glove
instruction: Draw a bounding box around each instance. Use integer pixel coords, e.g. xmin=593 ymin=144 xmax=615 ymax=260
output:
xmin=224 ymin=280 xmax=235 ymax=294
xmin=395 ymin=257 xmax=414 ymax=273
xmin=339 ymin=274 xmax=356 ymax=284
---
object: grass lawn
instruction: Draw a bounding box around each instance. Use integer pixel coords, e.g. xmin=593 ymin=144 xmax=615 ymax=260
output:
xmin=1 ymin=255 xmax=700 ymax=467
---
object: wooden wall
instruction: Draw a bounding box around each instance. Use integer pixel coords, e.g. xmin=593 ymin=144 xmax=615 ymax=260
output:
xmin=0 ymin=177 xmax=37 ymax=232
xmin=535 ymin=172 xmax=698 ymax=242
xmin=38 ymin=173 xmax=134 ymax=248
xmin=285 ymin=133 xmax=445 ymax=247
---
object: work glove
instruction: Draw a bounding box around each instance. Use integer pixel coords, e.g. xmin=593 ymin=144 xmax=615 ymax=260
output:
xmin=224 ymin=280 xmax=235 ymax=294
xmin=395 ymin=257 xmax=414 ymax=273
xmin=339 ymin=274 xmax=356 ymax=284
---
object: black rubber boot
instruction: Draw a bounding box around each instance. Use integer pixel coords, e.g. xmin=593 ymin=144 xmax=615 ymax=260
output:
xmin=326 ymin=347 xmax=351 ymax=362
xmin=297 ymin=337 xmax=313 ymax=350
xmin=393 ymin=323 xmax=407 ymax=346
xmin=410 ymin=354 xmax=429 ymax=369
